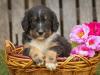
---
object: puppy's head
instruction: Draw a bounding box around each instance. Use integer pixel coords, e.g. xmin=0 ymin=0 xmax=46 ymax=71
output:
xmin=22 ymin=5 xmax=59 ymax=41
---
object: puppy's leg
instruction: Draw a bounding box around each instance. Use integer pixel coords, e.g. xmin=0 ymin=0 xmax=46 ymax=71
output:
xmin=45 ymin=50 xmax=57 ymax=71
xmin=29 ymin=47 xmax=44 ymax=66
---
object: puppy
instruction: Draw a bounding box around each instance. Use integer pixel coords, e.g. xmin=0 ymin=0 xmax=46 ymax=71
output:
xmin=21 ymin=5 xmax=71 ymax=70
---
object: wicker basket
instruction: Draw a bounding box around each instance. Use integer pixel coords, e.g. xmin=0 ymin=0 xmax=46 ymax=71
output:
xmin=4 ymin=40 xmax=100 ymax=75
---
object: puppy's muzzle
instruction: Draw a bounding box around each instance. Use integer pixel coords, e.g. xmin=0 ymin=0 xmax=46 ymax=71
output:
xmin=37 ymin=22 xmax=45 ymax=36
xmin=37 ymin=28 xmax=44 ymax=36
xmin=38 ymin=32 xmax=44 ymax=36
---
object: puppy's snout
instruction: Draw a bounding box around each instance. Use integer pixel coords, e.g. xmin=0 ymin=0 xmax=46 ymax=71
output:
xmin=38 ymin=32 xmax=44 ymax=35
xmin=37 ymin=28 xmax=44 ymax=35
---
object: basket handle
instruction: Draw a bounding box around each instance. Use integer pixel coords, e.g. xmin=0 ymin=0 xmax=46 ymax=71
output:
xmin=60 ymin=55 xmax=91 ymax=67
xmin=5 ymin=40 xmax=15 ymax=50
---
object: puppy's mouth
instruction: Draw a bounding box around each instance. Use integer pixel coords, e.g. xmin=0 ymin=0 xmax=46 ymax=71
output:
xmin=30 ymin=31 xmax=52 ymax=41
xmin=36 ymin=32 xmax=45 ymax=40
xmin=36 ymin=37 xmax=45 ymax=41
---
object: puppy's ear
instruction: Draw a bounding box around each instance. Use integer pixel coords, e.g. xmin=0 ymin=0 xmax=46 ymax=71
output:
xmin=21 ymin=11 xmax=29 ymax=32
xmin=52 ymin=12 xmax=59 ymax=32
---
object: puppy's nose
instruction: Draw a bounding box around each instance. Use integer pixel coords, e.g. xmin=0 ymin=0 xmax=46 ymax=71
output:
xmin=38 ymin=32 xmax=43 ymax=35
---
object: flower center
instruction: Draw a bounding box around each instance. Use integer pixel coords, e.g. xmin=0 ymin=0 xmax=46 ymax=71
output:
xmin=77 ymin=30 xmax=84 ymax=38
xmin=89 ymin=39 xmax=95 ymax=45
xmin=82 ymin=46 xmax=88 ymax=51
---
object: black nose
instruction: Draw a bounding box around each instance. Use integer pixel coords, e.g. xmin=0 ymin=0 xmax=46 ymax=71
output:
xmin=38 ymin=32 xmax=43 ymax=35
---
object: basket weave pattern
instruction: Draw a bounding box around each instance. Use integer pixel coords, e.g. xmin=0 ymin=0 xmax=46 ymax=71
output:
xmin=5 ymin=40 xmax=100 ymax=75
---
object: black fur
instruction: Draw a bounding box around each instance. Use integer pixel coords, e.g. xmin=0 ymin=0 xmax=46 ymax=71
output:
xmin=22 ymin=5 xmax=59 ymax=34
xmin=50 ymin=34 xmax=71 ymax=57
xmin=22 ymin=5 xmax=71 ymax=57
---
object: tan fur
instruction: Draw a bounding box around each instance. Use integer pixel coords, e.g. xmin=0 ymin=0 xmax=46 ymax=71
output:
xmin=25 ymin=32 xmax=59 ymax=68
xmin=28 ymin=32 xmax=58 ymax=54
xmin=45 ymin=50 xmax=57 ymax=63
xmin=29 ymin=46 xmax=44 ymax=66
xmin=45 ymin=50 xmax=57 ymax=70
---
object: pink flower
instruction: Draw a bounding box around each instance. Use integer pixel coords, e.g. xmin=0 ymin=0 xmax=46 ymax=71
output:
xmin=70 ymin=44 xmax=95 ymax=57
xmin=86 ymin=22 xmax=100 ymax=36
xmin=86 ymin=35 xmax=100 ymax=50
xmin=95 ymin=36 xmax=100 ymax=51
xmin=96 ymin=43 xmax=100 ymax=51
xmin=69 ymin=22 xmax=100 ymax=58
xmin=69 ymin=24 xmax=90 ymax=44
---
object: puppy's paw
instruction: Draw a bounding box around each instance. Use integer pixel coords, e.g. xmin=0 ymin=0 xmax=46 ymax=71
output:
xmin=45 ymin=63 xmax=58 ymax=71
xmin=29 ymin=48 xmax=44 ymax=66
xmin=45 ymin=50 xmax=57 ymax=71
xmin=34 ymin=57 xmax=44 ymax=66
xmin=32 ymin=53 xmax=44 ymax=66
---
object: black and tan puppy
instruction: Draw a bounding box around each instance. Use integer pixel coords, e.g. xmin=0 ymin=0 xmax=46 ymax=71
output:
xmin=22 ymin=5 xmax=71 ymax=70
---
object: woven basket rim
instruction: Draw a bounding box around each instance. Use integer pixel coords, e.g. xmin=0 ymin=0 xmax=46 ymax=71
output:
xmin=5 ymin=40 xmax=100 ymax=71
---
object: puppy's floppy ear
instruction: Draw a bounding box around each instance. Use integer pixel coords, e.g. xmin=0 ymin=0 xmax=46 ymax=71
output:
xmin=52 ymin=12 xmax=59 ymax=32
xmin=21 ymin=11 xmax=30 ymax=32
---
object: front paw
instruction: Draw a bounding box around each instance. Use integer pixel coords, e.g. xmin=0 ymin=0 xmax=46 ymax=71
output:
xmin=34 ymin=57 xmax=44 ymax=66
xmin=45 ymin=63 xmax=58 ymax=71
xmin=45 ymin=50 xmax=57 ymax=71
xmin=32 ymin=53 xmax=44 ymax=66
xmin=29 ymin=49 xmax=44 ymax=66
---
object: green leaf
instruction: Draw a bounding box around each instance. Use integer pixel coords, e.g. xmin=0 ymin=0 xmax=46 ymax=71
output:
xmin=96 ymin=63 xmax=100 ymax=75
xmin=71 ymin=42 xmax=78 ymax=48
xmin=0 ymin=50 xmax=9 ymax=75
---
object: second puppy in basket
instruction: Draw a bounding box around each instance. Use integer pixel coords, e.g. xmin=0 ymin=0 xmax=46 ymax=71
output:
xmin=22 ymin=5 xmax=71 ymax=70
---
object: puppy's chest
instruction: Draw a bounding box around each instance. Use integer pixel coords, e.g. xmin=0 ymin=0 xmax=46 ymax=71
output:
xmin=29 ymin=40 xmax=52 ymax=53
